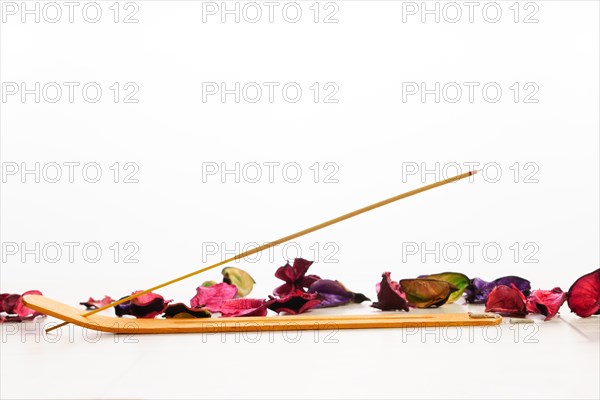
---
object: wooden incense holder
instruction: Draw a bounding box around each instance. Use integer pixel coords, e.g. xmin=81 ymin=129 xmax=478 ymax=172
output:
xmin=24 ymin=295 xmax=501 ymax=334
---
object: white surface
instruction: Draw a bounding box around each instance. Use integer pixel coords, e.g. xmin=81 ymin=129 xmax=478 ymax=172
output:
xmin=1 ymin=305 xmax=599 ymax=399
xmin=1 ymin=0 xmax=599 ymax=399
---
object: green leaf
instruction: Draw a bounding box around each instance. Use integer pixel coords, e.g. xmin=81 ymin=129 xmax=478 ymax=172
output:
xmin=420 ymin=272 xmax=469 ymax=303
xmin=399 ymin=279 xmax=458 ymax=308
xmin=222 ymin=267 xmax=255 ymax=297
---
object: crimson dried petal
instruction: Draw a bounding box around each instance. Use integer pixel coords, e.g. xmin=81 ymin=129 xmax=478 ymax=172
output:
xmin=567 ymin=268 xmax=600 ymax=318
xmin=14 ymin=290 xmax=44 ymax=318
xmin=308 ymin=279 xmax=370 ymax=308
xmin=273 ymin=258 xmax=321 ymax=297
xmin=485 ymin=284 xmax=527 ymax=317
xmin=526 ymin=288 xmax=567 ymax=321
xmin=372 ymin=272 xmax=409 ymax=312
xmin=212 ymin=298 xmax=270 ymax=317
xmin=190 ymin=282 xmax=238 ymax=311
xmin=0 ymin=291 xmax=45 ymax=323
xmin=80 ymin=295 xmax=114 ymax=310
xmin=162 ymin=303 xmax=211 ymax=319
xmin=1 ymin=294 xmax=21 ymax=314
xmin=115 ymin=291 xmax=171 ymax=319
xmin=267 ymin=291 xmax=321 ymax=315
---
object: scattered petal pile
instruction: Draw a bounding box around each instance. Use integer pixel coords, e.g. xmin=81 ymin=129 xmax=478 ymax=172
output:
xmin=7 ymin=262 xmax=597 ymax=323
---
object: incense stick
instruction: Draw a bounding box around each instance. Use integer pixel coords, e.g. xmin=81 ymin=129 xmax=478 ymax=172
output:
xmin=46 ymin=170 xmax=478 ymax=333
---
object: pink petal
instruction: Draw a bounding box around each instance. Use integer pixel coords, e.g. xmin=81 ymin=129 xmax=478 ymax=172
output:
xmin=526 ymin=287 xmax=567 ymax=321
xmin=213 ymin=298 xmax=269 ymax=317
xmin=190 ymin=282 xmax=238 ymax=311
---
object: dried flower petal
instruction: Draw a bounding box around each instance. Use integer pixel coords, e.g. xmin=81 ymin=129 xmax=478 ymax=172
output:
xmin=485 ymin=284 xmax=527 ymax=317
xmin=14 ymin=290 xmax=43 ymax=317
xmin=212 ymin=298 xmax=270 ymax=317
xmin=268 ymin=291 xmax=321 ymax=315
xmin=80 ymin=295 xmax=115 ymax=310
xmin=222 ymin=267 xmax=255 ymax=297
xmin=466 ymin=276 xmax=531 ymax=304
xmin=372 ymin=272 xmax=409 ymax=312
xmin=526 ymin=288 xmax=567 ymax=321
xmin=0 ymin=294 xmax=21 ymax=314
xmin=115 ymin=291 xmax=171 ymax=319
xmin=308 ymin=279 xmax=370 ymax=308
xmin=567 ymin=268 xmax=600 ymax=318
xmin=0 ymin=291 xmax=45 ymax=322
xmin=163 ymin=303 xmax=211 ymax=319
xmin=400 ymin=279 xmax=458 ymax=308
xmin=273 ymin=258 xmax=321 ymax=297
xmin=418 ymin=272 xmax=469 ymax=303
xmin=190 ymin=282 xmax=238 ymax=311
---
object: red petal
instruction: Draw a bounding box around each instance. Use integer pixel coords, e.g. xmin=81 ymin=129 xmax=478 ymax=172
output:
xmin=14 ymin=290 xmax=43 ymax=317
xmin=190 ymin=282 xmax=238 ymax=311
xmin=1 ymin=294 xmax=21 ymax=314
xmin=273 ymin=283 xmax=296 ymax=298
xmin=567 ymin=268 xmax=600 ymax=318
xmin=372 ymin=272 xmax=409 ymax=312
xmin=292 ymin=258 xmax=314 ymax=278
xmin=274 ymin=262 xmax=296 ymax=283
xmin=485 ymin=284 xmax=527 ymax=317
xmin=526 ymin=288 xmax=567 ymax=321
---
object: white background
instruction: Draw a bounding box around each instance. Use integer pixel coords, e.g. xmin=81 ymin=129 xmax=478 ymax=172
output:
xmin=1 ymin=1 xmax=599 ymax=399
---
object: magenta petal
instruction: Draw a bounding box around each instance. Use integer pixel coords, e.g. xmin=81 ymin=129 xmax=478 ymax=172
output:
xmin=1 ymin=294 xmax=21 ymax=314
xmin=14 ymin=290 xmax=43 ymax=317
xmin=567 ymin=268 xmax=600 ymax=318
xmin=273 ymin=258 xmax=318 ymax=296
xmin=372 ymin=272 xmax=409 ymax=312
xmin=267 ymin=292 xmax=322 ymax=315
xmin=485 ymin=284 xmax=527 ymax=317
xmin=526 ymin=288 xmax=567 ymax=321
xmin=212 ymin=298 xmax=269 ymax=317
xmin=190 ymin=282 xmax=238 ymax=311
